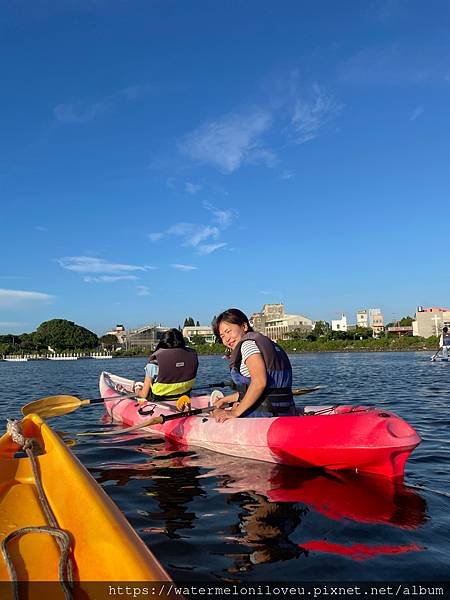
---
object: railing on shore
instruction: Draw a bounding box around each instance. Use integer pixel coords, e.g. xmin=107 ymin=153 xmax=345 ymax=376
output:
xmin=1 ymin=352 xmax=114 ymax=361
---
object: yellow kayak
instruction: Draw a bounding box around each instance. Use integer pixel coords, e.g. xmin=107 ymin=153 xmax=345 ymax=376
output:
xmin=0 ymin=413 xmax=170 ymax=592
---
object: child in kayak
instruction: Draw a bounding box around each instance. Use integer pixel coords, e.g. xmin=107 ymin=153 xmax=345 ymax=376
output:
xmin=135 ymin=328 xmax=198 ymax=401
xmin=212 ymin=308 xmax=295 ymax=422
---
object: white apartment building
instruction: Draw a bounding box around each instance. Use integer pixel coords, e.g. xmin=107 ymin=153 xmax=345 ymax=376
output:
xmin=182 ymin=325 xmax=215 ymax=344
xmin=356 ymin=310 xmax=369 ymax=328
xmin=331 ymin=314 xmax=348 ymax=332
xmin=356 ymin=308 xmax=385 ymax=336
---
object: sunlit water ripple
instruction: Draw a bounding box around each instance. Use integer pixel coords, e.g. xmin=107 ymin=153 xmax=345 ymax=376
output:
xmin=1 ymin=352 xmax=449 ymax=582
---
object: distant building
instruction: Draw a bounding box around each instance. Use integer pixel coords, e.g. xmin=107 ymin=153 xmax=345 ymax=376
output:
xmin=356 ymin=308 xmax=385 ymax=337
xmin=356 ymin=310 xmax=369 ymax=328
xmin=105 ymin=324 xmax=127 ymax=345
xmin=412 ymin=307 xmax=450 ymax=338
xmin=182 ymin=325 xmax=215 ymax=344
xmin=370 ymin=311 xmax=385 ymax=338
xmin=368 ymin=308 xmax=383 ymax=328
xmin=125 ymin=324 xmax=171 ymax=350
xmin=386 ymin=325 xmax=413 ymax=337
xmin=331 ymin=314 xmax=348 ymax=332
xmin=250 ymin=303 xmax=314 ymax=341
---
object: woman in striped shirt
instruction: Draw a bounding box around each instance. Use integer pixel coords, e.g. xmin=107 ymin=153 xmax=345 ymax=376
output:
xmin=212 ymin=308 xmax=295 ymax=422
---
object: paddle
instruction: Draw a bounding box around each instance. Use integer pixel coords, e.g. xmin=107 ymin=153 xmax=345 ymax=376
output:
xmin=21 ymin=392 xmax=140 ymax=418
xmin=431 ymin=347 xmax=442 ymax=362
xmin=20 ymin=380 xmax=233 ymax=419
xmin=77 ymin=400 xmax=231 ymax=437
xmin=22 ymin=383 xmax=323 ymax=419
xmin=78 ymin=386 xmax=325 ymax=437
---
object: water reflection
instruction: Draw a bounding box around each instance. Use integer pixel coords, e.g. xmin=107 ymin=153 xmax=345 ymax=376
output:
xmin=95 ymin=451 xmax=204 ymax=539
xmin=224 ymin=492 xmax=305 ymax=571
xmin=92 ymin=438 xmax=427 ymax=572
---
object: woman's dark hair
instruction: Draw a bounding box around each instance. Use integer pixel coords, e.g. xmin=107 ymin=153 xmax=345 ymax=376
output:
xmin=154 ymin=328 xmax=186 ymax=351
xmin=443 ymin=326 xmax=448 ymax=333
xmin=213 ymin=308 xmax=254 ymax=339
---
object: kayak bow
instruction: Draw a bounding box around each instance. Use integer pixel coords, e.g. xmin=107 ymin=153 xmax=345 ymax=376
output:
xmin=0 ymin=414 xmax=170 ymax=590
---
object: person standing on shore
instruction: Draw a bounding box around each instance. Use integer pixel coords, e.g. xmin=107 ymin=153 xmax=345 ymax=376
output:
xmin=212 ymin=308 xmax=296 ymax=422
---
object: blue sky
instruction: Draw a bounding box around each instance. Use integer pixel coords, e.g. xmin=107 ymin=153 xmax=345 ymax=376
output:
xmin=1 ymin=1 xmax=450 ymax=335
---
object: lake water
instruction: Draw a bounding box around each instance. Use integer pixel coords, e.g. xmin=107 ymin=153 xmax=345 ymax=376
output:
xmin=1 ymin=352 xmax=449 ymax=583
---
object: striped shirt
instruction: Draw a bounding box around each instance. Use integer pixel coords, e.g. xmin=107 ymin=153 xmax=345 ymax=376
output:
xmin=239 ymin=340 xmax=261 ymax=377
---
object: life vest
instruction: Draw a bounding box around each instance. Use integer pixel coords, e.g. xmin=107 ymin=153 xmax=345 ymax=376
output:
xmin=149 ymin=347 xmax=198 ymax=399
xmin=228 ymin=332 xmax=295 ymax=418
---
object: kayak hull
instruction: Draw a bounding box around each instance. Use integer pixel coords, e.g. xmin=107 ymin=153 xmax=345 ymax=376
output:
xmin=0 ymin=413 xmax=170 ymax=585
xmin=100 ymin=372 xmax=421 ymax=479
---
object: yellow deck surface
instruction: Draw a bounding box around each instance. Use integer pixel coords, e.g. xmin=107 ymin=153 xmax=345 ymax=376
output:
xmin=0 ymin=415 xmax=170 ymax=584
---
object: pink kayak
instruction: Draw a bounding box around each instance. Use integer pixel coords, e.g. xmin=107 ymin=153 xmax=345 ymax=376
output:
xmin=99 ymin=371 xmax=421 ymax=479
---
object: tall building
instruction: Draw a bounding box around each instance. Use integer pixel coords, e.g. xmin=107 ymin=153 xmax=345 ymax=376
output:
xmin=412 ymin=307 xmax=450 ymax=338
xmin=356 ymin=310 xmax=369 ymax=328
xmin=356 ymin=308 xmax=385 ymax=336
xmin=250 ymin=303 xmax=314 ymax=341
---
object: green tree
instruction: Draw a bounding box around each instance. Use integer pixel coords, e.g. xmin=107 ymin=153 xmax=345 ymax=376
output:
xmin=313 ymin=321 xmax=329 ymax=336
xmin=34 ymin=319 xmax=98 ymax=351
xmin=399 ymin=316 xmax=413 ymax=326
xmin=99 ymin=334 xmax=118 ymax=350
xmin=191 ymin=334 xmax=206 ymax=345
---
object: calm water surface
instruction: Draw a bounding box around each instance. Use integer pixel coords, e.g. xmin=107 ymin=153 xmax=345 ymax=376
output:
xmin=1 ymin=352 xmax=449 ymax=582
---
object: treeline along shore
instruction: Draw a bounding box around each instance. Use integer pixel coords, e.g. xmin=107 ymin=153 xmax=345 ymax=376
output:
xmin=117 ymin=335 xmax=437 ymax=357
xmin=0 ymin=318 xmax=439 ymax=359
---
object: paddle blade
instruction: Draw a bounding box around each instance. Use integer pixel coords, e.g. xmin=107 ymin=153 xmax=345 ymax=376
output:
xmin=21 ymin=395 xmax=83 ymax=418
xmin=292 ymin=386 xmax=322 ymax=396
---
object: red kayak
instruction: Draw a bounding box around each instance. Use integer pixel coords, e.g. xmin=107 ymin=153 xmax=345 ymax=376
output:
xmin=100 ymin=372 xmax=421 ymax=479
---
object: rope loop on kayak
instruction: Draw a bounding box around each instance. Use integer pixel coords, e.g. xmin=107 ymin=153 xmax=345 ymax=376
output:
xmin=1 ymin=527 xmax=73 ymax=600
xmin=2 ymin=419 xmax=74 ymax=600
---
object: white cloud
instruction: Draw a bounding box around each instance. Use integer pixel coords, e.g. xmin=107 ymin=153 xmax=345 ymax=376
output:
xmin=197 ymin=243 xmax=227 ymax=255
xmin=0 ymin=288 xmax=54 ymax=307
xmin=57 ymin=256 xmax=153 ymax=274
xmin=281 ymin=170 xmax=294 ymax=180
xmin=54 ymin=84 xmax=151 ymax=124
xmin=291 ymin=84 xmax=342 ymax=144
xmin=171 ymin=264 xmax=198 ymax=271
xmin=203 ymin=201 xmax=236 ymax=227
xmin=83 ymin=275 xmax=139 ymax=283
xmin=410 ymin=105 xmax=424 ymax=121
xmin=148 ymin=232 xmax=164 ymax=242
xmin=179 ymin=109 xmax=272 ymax=173
xmin=167 ymin=223 xmax=220 ymax=248
xmin=185 ymin=182 xmax=202 ymax=195
xmin=136 ymin=285 xmax=151 ymax=296
xmin=34 ymin=225 xmax=48 ymax=232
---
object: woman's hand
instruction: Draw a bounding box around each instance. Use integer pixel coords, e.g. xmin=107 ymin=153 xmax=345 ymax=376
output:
xmin=213 ymin=396 xmax=229 ymax=409
xmin=213 ymin=391 xmax=238 ymax=409
xmin=213 ymin=407 xmax=238 ymax=423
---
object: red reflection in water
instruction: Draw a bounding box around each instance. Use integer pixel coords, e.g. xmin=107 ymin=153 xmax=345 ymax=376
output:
xmin=300 ymin=540 xmax=423 ymax=560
